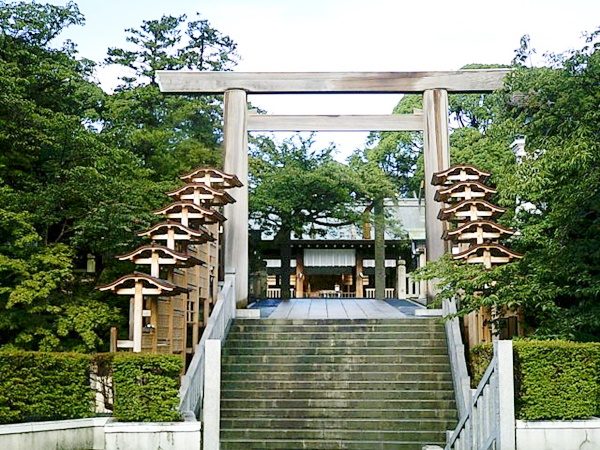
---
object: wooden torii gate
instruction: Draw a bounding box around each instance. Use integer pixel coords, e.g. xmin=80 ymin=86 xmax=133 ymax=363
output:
xmin=157 ymin=70 xmax=508 ymax=304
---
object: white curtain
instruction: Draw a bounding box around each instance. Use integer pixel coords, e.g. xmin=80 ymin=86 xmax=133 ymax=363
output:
xmin=304 ymin=249 xmax=356 ymax=267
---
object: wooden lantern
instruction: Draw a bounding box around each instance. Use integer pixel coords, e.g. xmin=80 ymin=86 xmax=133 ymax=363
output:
xmin=138 ymin=221 xmax=214 ymax=250
xmin=452 ymin=243 xmax=523 ymax=269
xmin=166 ymin=183 xmax=235 ymax=207
xmin=443 ymin=220 xmax=515 ymax=245
xmin=98 ymin=272 xmax=189 ymax=353
xmin=434 ymin=181 xmax=497 ymax=203
xmin=431 ymin=164 xmax=491 ymax=186
xmin=153 ymin=202 xmax=226 ymax=227
xmin=180 ymin=167 xmax=243 ymax=189
xmin=116 ymin=244 xmax=202 ymax=278
xmin=438 ymin=199 xmax=506 ymax=222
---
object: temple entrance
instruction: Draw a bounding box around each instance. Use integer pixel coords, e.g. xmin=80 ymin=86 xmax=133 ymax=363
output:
xmin=304 ymin=273 xmax=354 ymax=298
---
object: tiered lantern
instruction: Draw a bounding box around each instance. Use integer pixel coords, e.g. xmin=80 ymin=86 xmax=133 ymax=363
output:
xmin=98 ymin=168 xmax=241 ymax=355
xmin=432 ymin=164 xmax=522 ymax=269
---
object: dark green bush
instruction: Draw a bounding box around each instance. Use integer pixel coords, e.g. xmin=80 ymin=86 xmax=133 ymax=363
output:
xmin=514 ymin=340 xmax=600 ymax=420
xmin=469 ymin=340 xmax=600 ymax=420
xmin=469 ymin=343 xmax=493 ymax=387
xmin=0 ymin=351 xmax=94 ymax=424
xmin=112 ymin=353 xmax=182 ymax=422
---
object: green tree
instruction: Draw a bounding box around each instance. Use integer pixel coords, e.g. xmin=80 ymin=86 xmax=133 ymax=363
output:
xmin=0 ymin=1 xmax=164 ymax=350
xmin=419 ymin=33 xmax=600 ymax=340
xmin=0 ymin=202 xmax=117 ymax=351
xmin=347 ymin=152 xmax=397 ymax=299
xmin=250 ymin=135 xmax=361 ymax=300
xmin=102 ymin=13 xmax=239 ymax=180
xmin=349 ymin=96 xmax=421 ymax=298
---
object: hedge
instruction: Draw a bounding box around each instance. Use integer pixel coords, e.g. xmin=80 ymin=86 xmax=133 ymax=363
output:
xmin=0 ymin=351 xmax=94 ymax=424
xmin=470 ymin=340 xmax=600 ymax=420
xmin=0 ymin=351 xmax=183 ymax=424
xmin=112 ymin=353 xmax=182 ymax=422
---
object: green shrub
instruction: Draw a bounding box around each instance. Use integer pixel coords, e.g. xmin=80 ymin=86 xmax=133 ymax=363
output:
xmin=469 ymin=340 xmax=600 ymax=420
xmin=469 ymin=343 xmax=493 ymax=387
xmin=514 ymin=340 xmax=600 ymax=420
xmin=0 ymin=351 xmax=94 ymax=424
xmin=112 ymin=353 xmax=182 ymax=422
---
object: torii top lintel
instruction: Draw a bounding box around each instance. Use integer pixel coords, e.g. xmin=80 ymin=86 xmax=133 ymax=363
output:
xmin=156 ymin=70 xmax=509 ymax=95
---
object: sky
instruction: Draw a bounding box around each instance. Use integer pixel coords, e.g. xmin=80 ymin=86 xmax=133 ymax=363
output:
xmin=49 ymin=0 xmax=600 ymax=160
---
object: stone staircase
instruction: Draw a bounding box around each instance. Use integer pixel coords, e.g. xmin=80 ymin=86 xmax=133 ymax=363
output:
xmin=220 ymin=318 xmax=457 ymax=449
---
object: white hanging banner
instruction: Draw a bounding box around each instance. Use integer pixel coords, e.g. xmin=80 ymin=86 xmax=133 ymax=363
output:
xmin=304 ymin=249 xmax=356 ymax=267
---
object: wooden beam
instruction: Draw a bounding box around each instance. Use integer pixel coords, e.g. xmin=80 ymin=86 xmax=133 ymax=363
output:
xmin=157 ymin=70 xmax=509 ymax=94
xmin=247 ymin=114 xmax=424 ymax=132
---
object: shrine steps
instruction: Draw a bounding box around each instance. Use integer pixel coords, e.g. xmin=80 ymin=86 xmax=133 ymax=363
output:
xmin=220 ymin=318 xmax=457 ymax=449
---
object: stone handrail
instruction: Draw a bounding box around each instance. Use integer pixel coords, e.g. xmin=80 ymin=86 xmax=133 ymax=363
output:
xmin=444 ymin=340 xmax=515 ymax=450
xmin=443 ymin=298 xmax=472 ymax=418
xmin=178 ymin=272 xmax=236 ymax=418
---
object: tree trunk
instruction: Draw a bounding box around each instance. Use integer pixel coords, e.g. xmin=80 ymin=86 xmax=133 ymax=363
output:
xmin=374 ymin=196 xmax=386 ymax=300
xmin=277 ymin=227 xmax=292 ymax=300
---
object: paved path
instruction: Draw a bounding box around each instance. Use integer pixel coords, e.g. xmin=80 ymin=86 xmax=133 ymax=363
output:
xmin=269 ymin=298 xmax=407 ymax=319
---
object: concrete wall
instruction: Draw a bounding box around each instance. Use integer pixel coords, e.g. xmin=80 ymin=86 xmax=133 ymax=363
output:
xmin=0 ymin=417 xmax=201 ymax=450
xmin=0 ymin=417 xmax=108 ymax=450
xmin=105 ymin=420 xmax=201 ymax=450
xmin=516 ymin=419 xmax=600 ymax=450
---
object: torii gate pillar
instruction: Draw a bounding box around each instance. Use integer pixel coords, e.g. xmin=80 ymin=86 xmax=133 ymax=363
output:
xmin=223 ymin=89 xmax=249 ymax=307
xmin=423 ymin=89 xmax=451 ymax=300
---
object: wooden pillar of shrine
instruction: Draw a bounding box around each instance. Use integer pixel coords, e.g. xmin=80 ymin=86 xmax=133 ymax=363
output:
xmin=295 ymin=253 xmax=304 ymax=298
xmin=223 ymin=89 xmax=249 ymax=307
xmin=355 ymin=255 xmax=364 ymax=298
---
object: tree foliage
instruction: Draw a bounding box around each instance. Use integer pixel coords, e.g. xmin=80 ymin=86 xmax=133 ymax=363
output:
xmin=0 ymin=1 xmax=237 ymax=351
xmin=250 ymin=135 xmax=361 ymax=298
xmin=102 ymin=13 xmax=236 ymax=180
xmin=419 ymin=32 xmax=600 ymax=340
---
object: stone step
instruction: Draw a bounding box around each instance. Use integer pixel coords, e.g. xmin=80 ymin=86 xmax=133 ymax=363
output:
xmin=222 ymin=354 xmax=449 ymax=365
xmin=222 ymin=370 xmax=453 ymax=382
xmin=234 ymin=318 xmax=437 ymax=325
xmin=222 ymin=345 xmax=449 ymax=356
xmin=221 ymin=417 xmax=456 ymax=431
xmin=222 ymin=388 xmax=455 ymax=401
xmin=221 ymin=398 xmax=456 ymax=410
xmin=220 ymin=428 xmax=445 ymax=442
xmin=222 ymin=379 xmax=454 ymax=391
xmin=220 ymin=317 xmax=456 ymax=448
xmin=230 ymin=324 xmax=443 ymax=333
xmin=226 ymin=331 xmax=446 ymax=340
xmin=222 ymin=362 xmax=450 ymax=373
xmin=220 ymin=407 xmax=458 ymax=420
xmin=224 ymin=338 xmax=447 ymax=348
xmin=221 ymin=439 xmax=443 ymax=449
